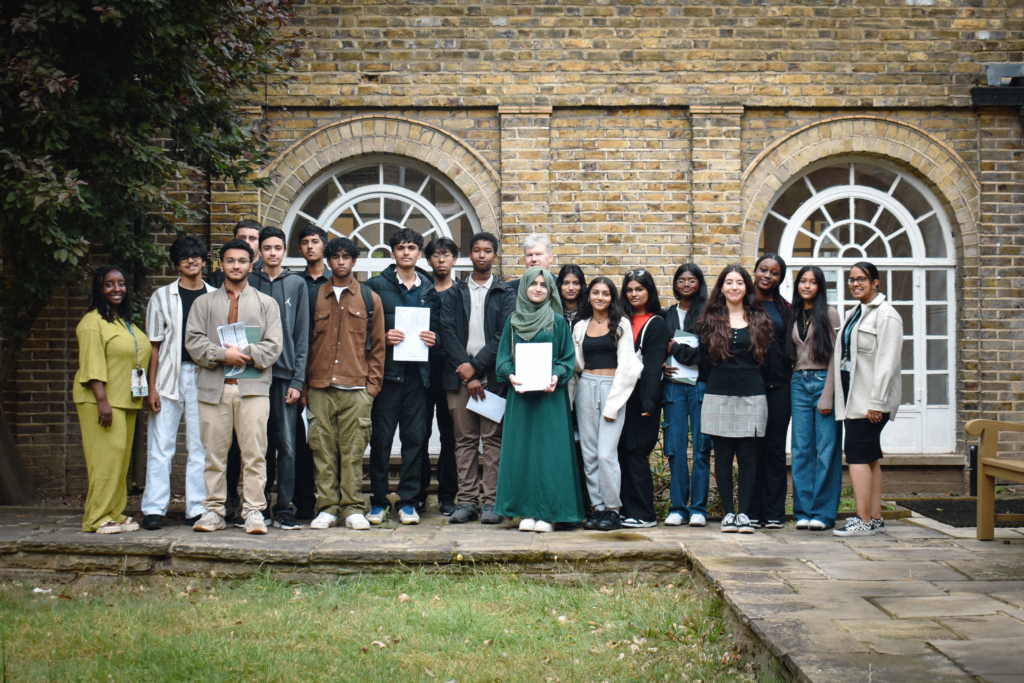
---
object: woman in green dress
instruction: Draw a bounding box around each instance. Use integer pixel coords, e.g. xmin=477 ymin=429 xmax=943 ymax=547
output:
xmin=495 ymin=267 xmax=584 ymax=532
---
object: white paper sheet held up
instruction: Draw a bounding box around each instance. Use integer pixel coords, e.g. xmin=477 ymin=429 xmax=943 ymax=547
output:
xmin=393 ymin=306 xmax=431 ymax=362
xmin=667 ymin=330 xmax=700 ymax=384
xmin=217 ymin=321 xmax=249 ymax=377
xmin=514 ymin=342 xmax=553 ymax=392
xmin=465 ymin=390 xmax=506 ymax=423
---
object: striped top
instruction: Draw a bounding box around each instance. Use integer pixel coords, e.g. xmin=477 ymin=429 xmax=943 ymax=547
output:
xmin=146 ymin=279 xmax=215 ymax=401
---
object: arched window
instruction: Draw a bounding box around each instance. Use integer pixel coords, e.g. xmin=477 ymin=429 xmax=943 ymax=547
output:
xmin=760 ymin=159 xmax=956 ymax=453
xmin=281 ymin=156 xmax=480 ymax=274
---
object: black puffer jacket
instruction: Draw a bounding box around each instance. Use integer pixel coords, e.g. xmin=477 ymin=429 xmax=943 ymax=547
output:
xmin=366 ymin=265 xmax=439 ymax=387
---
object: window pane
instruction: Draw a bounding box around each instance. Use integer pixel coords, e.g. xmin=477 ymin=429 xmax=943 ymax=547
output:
xmin=894 ymin=305 xmax=913 ymax=336
xmin=927 ymin=305 xmax=948 ymax=336
xmin=927 ymin=339 xmax=948 ymax=370
xmin=926 ymin=270 xmax=947 ymax=300
xmin=338 ymin=165 xmax=378 ymax=191
xmin=771 ymin=179 xmax=814 ymax=220
xmin=927 ymin=374 xmax=949 ymax=406
xmin=890 ymin=271 xmax=913 ymax=301
xmin=874 ymin=207 xmax=903 ymax=237
xmin=919 ymin=213 xmax=948 ymax=258
xmin=807 ymin=166 xmax=851 ymax=193
xmin=817 ymin=224 xmax=840 ymax=258
xmin=902 ymin=373 xmax=915 ymax=405
xmin=854 ymin=164 xmax=897 ymax=193
xmin=825 ymin=198 xmax=850 ymax=223
xmin=823 ymin=269 xmax=839 ymax=304
xmin=890 ymin=178 xmax=932 ymax=219
xmin=888 ymin=231 xmax=912 ymax=258
xmin=902 ymin=339 xmax=914 ymax=370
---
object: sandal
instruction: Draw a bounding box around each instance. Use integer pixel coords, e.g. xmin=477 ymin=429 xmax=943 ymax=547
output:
xmin=120 ymin=516 xmax=140 ymax=532
xmin=96 ymin=520 xmax=123 ymax=534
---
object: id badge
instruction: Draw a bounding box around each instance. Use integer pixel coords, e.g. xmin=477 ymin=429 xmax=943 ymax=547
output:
xmin=132 ymin=368 xmax=149 ymax=398
xmin=839 ymin=358 xmax=851 ymax=372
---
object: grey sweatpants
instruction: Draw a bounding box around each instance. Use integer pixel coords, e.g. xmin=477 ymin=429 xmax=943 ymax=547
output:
xmin=576 ymin=373 xmax=626 ymax=511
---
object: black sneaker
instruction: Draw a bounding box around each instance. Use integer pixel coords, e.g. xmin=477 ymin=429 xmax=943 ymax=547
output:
xmin=233 ymin=515 xmax=246 ymax=529
xmin=261 ymin=508 xmax=273 ymax=521
xmin=183 ymin=514 xmax=201 ymax=526
xmin=764 ymin=520 xmax=784 ymax=530
xmin=439 ymin=501 xmax=457 ymax=516
xmin=415 ymin=499 xmax=427 ymax=513
xmin=449 ymin=504 xmax=480 ymax=524
xmin=273 ymin=510 xmax=301 ymax=530
xmin=583 ymin=510 xmax=607 ymax=531
xmin=141 ymin=514 xmax=163 ymax=531
xmin=594 ymin=510 xmax=622 ymax=532
xmin=480 ymin=504 xmax=503 ymax=525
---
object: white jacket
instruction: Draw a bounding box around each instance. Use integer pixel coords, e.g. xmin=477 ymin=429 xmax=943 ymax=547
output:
xmin=572 ymin=317 xmax=644 ymax=420
xmin=833 ymin=293 xmax=903 ymax=421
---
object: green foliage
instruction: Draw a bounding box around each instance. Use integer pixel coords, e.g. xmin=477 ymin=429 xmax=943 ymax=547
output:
xmin=0 ymin=0 xmax=303 ymax=385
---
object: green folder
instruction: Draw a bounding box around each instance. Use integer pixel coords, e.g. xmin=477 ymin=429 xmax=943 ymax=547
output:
xmin=224 ymin=326 xmax=262 ymax=379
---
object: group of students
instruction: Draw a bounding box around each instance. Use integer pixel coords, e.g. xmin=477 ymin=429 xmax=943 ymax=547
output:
xmin=72 ymin=223 xmax=902 ymax=539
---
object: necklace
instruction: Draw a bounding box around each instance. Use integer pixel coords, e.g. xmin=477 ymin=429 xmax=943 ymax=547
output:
xmin=592 ymin=314 xmax=609 ymax=324
xmin=801 ymin=308 xmax=813 ymax=336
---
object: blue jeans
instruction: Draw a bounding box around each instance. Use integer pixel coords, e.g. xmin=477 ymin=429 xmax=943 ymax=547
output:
xmin=790 ymin=370 xmax=843 ymax=527
xmin=661 ymin=381 xmax=713 ymax=517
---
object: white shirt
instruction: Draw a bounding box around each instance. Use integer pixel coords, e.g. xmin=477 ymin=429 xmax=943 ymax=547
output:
xmin=466 ymin=274 xmax=492 ymax=357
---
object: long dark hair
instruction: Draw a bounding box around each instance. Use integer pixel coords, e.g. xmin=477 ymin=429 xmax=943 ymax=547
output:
xmin=579 ymin=276 xmax=626 ymax=342
xmin=621 ymin=268 xmax=663 ymax=318
xmin=698 ymin=265 xmax=774 ymax=364
xmin=556 ymin=264 xmax=587 ymax=308
xmin=754 ymin=253 xmax=792 ymax=323
xmin=785 ymin=266 xmax=835 ymax=363
xmin=88 ymin=265 xmax=133 ymax=323
xmin=670 ymin=263 xmax=708 ymax=333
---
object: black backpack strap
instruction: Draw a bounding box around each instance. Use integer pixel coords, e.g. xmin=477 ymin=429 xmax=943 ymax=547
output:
xmin=361 ymin=283 xmax=374 ymax=354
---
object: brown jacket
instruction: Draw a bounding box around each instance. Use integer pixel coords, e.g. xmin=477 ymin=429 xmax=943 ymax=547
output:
xmin=304 ymin=280 xmax=386 ymax=397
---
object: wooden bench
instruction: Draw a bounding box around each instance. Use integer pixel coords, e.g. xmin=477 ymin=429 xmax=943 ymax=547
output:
xmin=964 ymin=419 xmax=1024 ymax=540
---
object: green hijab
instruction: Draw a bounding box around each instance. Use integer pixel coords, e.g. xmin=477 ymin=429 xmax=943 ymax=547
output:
xmin=509 ymin=267 xmax=563 ymax=341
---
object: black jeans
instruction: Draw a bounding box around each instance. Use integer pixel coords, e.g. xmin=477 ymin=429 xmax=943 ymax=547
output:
xmin=750 ymin=384 xmax=792 ymax=523
xmin=417 ymin=377 xmax=458 ymax=506
xmin=292 ymin=408 xmax=317 ymax=518
xmin=226 ymin=435 xmax=241 ymax=519
xmin=263 ymin=377 xmax=299 ymax=514
xmin=617 ymin=444 xmax=657 ymax=523
xmin=369 ymin=372 xmax=428 ymax=510
xmin=712 ymin=435 xmax=758 ymax=516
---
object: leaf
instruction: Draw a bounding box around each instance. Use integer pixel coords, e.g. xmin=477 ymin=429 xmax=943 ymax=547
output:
xmin=398 ymin=594 xmax=410 ymax=603
xmin=371 ymin=641 xmax=387 ymax=649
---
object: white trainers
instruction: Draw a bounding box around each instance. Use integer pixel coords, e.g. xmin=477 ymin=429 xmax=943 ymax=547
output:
xmin=345 ymin=513 xmax=370 ymax=530
xmin=244 ymin=511 xmax=268 ymax=535
xmin=664 ymin=512 xmax=686 ymax=526
xmin=688 ymin=513 xmax=706 ymax=528
xmin=192 ymin=510 xmax=225 ymax=532
xmin=808 ymin=519 xmax=828 ymax=531
xmin=398 ymin=506 xmax=420 ymax=525
xmin=519 ymin=518 xmax=537 ymax=532
xmin=721 ymin=513 xmax=737 ymax=533
xmin=795 ymin=519 xmax=810 ymax=530
xmin=534 ymin=520 xmax=554 ymax=533
xmin=310 ymin=511 xmax=338 ymax=529
xmin=737 ymin=513 xmax=755 ymax=534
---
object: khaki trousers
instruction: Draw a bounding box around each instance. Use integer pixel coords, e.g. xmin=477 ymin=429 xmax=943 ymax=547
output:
xmin=76 ymin=403 xmax=137 ymax=532
xmin=447 ymin=384 xmax=503 ymax=507
xmin=306 ymin=387 xmax=372 ymax=519
xmin=198 ymin=384 xmax=269 ymax=517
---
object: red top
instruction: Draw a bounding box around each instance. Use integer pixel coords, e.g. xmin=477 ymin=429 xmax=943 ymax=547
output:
xmin=631 ymin=313 xmax=653 ymax=342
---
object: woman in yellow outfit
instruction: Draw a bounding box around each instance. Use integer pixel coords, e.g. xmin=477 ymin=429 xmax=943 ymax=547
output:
xmin=73 ymin=266 xmax=152 ymax=533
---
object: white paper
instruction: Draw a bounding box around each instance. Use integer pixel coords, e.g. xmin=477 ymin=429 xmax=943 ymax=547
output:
xmin=667 ymin=331 xmax=700 ymax=383
xmin=393 ymin=306 xmax=431 ymax=362
xmin=465 ymin=390 xmax=506 ymax=423
xmin=217 ymin=321 xmax=248 ymax=377
xmin=514 ymin=342 xmax=553 ymax=392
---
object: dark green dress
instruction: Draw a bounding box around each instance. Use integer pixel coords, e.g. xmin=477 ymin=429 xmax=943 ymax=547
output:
xmin=494 ymin=316 xmax=584 ymax=523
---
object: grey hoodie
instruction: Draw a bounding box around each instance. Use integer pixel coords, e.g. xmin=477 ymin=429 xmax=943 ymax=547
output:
xmin=248 ymin=268 xmax=309 ymax=391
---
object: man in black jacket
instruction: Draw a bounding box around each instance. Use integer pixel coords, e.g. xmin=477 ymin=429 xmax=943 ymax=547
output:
xmin=438 ymin=232 xmax=515 ymax=524
xmin=365 ymin=229 xmax=439 ymax=526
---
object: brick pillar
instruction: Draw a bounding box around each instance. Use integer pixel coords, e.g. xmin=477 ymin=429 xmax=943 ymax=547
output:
xmin=689 ymin=106 xmax=744 ymax=271
xmin=498 ymin=106 xmax=552 ymax=280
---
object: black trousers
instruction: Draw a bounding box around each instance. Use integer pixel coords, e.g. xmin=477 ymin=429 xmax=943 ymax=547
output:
xmin=226 ymin=435 xmax=241 ymax=519
xmin=617 ymin=444 xmax=658 ymax=523
xmin=262 ymin=377 xmax=299 ymax=514
xmin=750 ymin=384 xmax=792 ymax=523
xmin=292 ymin=410 xmax=317 ymax=519
xmin=712 ymin=435 xmax=758 ymax=516
xmin=369 ymin=372 xmax=428 ymax=510
xmin=416 ymin=378 xmax=458 ymax=506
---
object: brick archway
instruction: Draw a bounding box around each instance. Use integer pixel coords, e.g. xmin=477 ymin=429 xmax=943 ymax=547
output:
xmin=739 ymin=115 xmax=981 ymax=268
xmin=258 ymin=114 xmax=501 ymax=234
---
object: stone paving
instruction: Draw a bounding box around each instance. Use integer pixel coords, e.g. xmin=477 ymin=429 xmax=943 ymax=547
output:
xmin=1 ymin=508 xmax=1023 ymax=682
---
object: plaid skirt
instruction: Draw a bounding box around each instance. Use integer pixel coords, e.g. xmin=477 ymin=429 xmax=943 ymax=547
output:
xmin=700 ymin=393 xmax=768 ymax=438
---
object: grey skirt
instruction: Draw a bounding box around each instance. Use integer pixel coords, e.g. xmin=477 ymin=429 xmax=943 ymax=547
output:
xmin=701 ymin=393 xmax=768 ymax=438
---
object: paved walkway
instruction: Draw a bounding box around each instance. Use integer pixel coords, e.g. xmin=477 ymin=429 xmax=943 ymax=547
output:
xmin=1 ymin=508 xmax=1023 ymax=682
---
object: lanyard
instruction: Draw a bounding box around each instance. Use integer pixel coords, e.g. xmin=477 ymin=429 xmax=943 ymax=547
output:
xmin=119 ymin=317 xmax=143 ymax=370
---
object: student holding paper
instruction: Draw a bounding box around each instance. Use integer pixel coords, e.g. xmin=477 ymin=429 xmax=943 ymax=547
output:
xmin=494 ymin=268 xmax=584 ymax=531
xmin=366 ymin=228 xmax=439 ymax=525
xmin=572 ymin=277 xmax=643 ymax=532
xmin=662 ymin=264 xmax=713 ymax=528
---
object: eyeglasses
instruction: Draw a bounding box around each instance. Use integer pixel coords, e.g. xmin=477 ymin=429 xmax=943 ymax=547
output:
xmin=180 ymin=255 xmax=204 ymax=263
xmin=223 ymin=258 xmax=251 ymax=266
xmin=675 ymin=278 xmax=698 ymax=286
xmin=847 ymin=277 xmax=870 ymax=285
xmin=625 ymin=269 xmax=648 ymax=279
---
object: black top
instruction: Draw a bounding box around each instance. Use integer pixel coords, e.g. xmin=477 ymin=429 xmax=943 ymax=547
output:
xmin=178 ymin=285 xmax=205 ymax=364
xmin=760 ymin=299 xmax=793 ymax=389
xmin=619 ymin=314 xmax=670 ymax=454
xmin=664 ymin=304 xmax=710 ymax=384
xmin=563 ymin=307 xmax=582 ymax=330
xmin=673 ymin=323 xmax=766 ymax=397
xmin=582 ymin=332 xmax=617 ymax=370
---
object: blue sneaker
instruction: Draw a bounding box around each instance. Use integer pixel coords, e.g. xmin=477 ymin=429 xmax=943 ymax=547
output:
xmin=398 ymin=506 xmax=420 ymax=525
xmin=366 ymin=506 xmax=387 ymax=525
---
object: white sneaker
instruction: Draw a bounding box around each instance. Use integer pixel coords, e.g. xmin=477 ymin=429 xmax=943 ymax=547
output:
xmin=721 ymin=513 xmax=737 ymax=533
xmin=688 ymin=513 xmax=706 ymax=528
xmin=310 ymin=511 xmax=338 ymax=530
xmin=244 ymin=511 xmax=268 ymax=535
xmin=664 ymin=512 xmax=686 ymax=526
xmin=398 ymin=506 xmax=420 ymax=525
xmin=192 ymin=510 xmax=225 ymax=532
xmin=519 ymin=518 xmax=537 ymax=532
xmin=621 ymin=517 xmax=657 ymax=528
xmin=366 ymin=507 xmax=387 ymax=525
xmin=808 ymin=519 xmax=828 ymax=531
xmin=534 ymin=520 xmax=554 ymax=533
xmin=795 ymin=519 xmax=810 ymax=530
xmin=737 ymin=513 xmax=755 ymax=534
xmin=345 ymin=513 xmax=370 ymax=530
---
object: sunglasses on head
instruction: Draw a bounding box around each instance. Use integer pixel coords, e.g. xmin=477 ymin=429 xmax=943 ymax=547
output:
xmin=625 ymin=269 xmax=648 ymax=279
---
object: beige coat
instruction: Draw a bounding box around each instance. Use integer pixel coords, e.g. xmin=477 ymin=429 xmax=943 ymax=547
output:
xmin=571 ymin=317 xmax=643 ymax=420
xmin=833 ymin=293 xmax=903 ymax=421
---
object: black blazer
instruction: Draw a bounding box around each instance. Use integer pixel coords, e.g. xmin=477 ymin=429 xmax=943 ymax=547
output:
xmin=437 ymin=276 xmax=516 ymax=395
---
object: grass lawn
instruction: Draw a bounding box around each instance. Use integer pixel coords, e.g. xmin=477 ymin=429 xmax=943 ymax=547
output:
xmin=0 ymin=570 xmax=753 ymax=683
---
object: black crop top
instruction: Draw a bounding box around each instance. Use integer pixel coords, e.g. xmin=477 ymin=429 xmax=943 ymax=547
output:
xmin=582 ymin=332 xmax=617 ymax=370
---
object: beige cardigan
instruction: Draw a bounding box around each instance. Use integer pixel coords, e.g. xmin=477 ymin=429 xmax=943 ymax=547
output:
xmin=833 ymin=293 xmax=903 ymax=421
xmin=571 ymin=317 xmax=643 ymax=420
xmin=791 ymin=306 xmax=840 ymax=412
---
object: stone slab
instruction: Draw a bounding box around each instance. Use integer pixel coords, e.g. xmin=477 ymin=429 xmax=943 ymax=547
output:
xmin=938 ymin=615 xmax=1024 ymax=640
xmin=835 ymin=618 xmax=957 ymax=641
xmin=944 ymin=561 xmax=1024 ymax=581
xmin=749 ymin=616 xmax=871 ymax=654
xmin=20 ymin=529 xmax=173 ymax=556
xmin=814 ymin=560 xmax=966 ymax=582
xmin=784 ymin=651 xmax=978 ymax=683
xmin=873 ymin=595 xmax=1008 ymax=618
xmin=928 ymin=637 xmax=1024 ymax=676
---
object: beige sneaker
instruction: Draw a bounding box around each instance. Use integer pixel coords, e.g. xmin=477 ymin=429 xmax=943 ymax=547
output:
xmin=192 ymin=510 xmax=225 ymax=532
xmin=244 ymin=510 xmax=268 ymax=535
